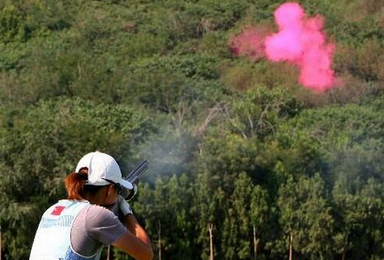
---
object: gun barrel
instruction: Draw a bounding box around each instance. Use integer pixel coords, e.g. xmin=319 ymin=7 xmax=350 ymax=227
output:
xmin=125 ymin=160 xmax=149 ymax=183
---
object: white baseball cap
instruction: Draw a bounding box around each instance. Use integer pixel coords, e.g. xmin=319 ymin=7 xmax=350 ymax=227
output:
xmin=75 ymin=151 xmax=133 ymax=190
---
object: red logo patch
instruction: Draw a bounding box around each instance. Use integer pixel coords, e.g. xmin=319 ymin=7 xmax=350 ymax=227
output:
xmin=51 ymin=206 xmax=65 ymax=216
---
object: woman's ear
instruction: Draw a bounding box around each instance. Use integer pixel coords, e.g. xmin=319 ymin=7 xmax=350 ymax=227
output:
xmin=107 ymin=185 xmax=118 ymax=196
xmin=106 ymin=185 xmax=114 ymax=196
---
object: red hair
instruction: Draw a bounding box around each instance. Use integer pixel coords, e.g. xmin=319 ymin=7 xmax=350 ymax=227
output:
xmin=65 ymin=169 xmax=106 ymax=200
xmin=65 ymin=171 xmax=88 ymax=200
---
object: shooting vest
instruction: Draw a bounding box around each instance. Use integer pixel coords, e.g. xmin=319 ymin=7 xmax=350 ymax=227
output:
xmin=30 ymin=200 xmax=103 ymax=260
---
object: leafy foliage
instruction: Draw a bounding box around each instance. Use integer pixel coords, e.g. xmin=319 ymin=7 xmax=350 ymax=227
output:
xmin=0 ymin=0 xmax=384 ymax=259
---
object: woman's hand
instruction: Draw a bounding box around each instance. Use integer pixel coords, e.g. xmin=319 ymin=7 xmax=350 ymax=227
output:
xmin=118 ymin=196 xmax=133 ymax=215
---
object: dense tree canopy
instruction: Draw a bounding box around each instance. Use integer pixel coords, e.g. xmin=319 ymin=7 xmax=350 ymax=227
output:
xmin=1 ymin=0 xmax=384 ymax=259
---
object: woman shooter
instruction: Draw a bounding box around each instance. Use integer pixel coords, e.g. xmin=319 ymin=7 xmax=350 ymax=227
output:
xmin=29 ymin=151 xmax=153 ymax=260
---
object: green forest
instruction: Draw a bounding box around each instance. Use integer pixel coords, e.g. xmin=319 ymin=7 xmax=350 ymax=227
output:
xmin=1 ymin=0 xmax=384 ymax=259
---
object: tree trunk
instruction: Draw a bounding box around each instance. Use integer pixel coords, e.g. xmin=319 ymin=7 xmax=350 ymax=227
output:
xmin=157 ymin=220 xmax=162 ymax=260
xmin=208 ymin=223 xmax=214 ymax=260
xmin=253 ymin=225 xmax=258 ymax=260
xmin=0 ymin=226 xmax=2 ymax=260
xmin=289 ymin=234 xmax=293 ymax=260
xmin=341 ymin=235 xmax=348 ymax=260
xmin=106 ymin=245 xmax=111 ymax=260
xmin=341 ymin=247 xmax=346 ymax=260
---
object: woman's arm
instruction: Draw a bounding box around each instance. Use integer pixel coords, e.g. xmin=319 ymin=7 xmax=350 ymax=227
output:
xmin=112 ymin=214 xmax=154 ymax=260
xmin=124 ymin=214 xmax=152 ymax=248
xmin=111 ymin=197 xmax=153 ymax=260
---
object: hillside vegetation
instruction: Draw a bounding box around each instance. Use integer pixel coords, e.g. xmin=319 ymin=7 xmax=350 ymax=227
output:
xmin=1 ymin=0 xmax=384 ymax=259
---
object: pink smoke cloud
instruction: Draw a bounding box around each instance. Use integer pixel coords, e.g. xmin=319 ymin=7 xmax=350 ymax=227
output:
xmin=231 ymin=2 xmax=337 ymax=92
